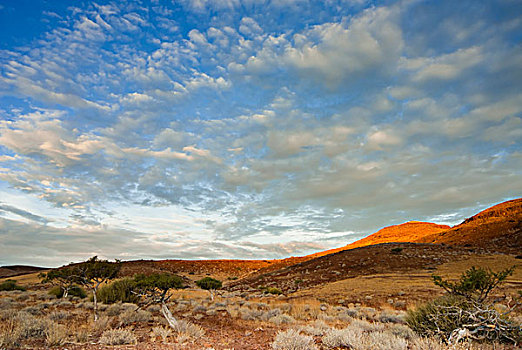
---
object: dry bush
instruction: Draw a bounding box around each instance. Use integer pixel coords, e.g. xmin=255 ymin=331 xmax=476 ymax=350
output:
xmin=322 ymin=328 xmax=360 ymax=349
xmin=48 ymin=310 xmax=70 ymax=321
xmin=16 ymin=293 xmax=30 ymax=301
xmin=0 ymin=317 xmax=22 ymax=348
xmin=16 ymin=312 xmax=50 ymax=339
xmin=240 ymin=307 xmax=264 ymax=320
xmin=73 ymin=326 xmax=90 ymax=343
xmin=387 ymin=323 xmax=416 ymax=340
xmin=349 ymin=318 xmax=385 ymax=332
xmin=271 ymin=329 xmax=318 ymax=350
xmin=376 ymin=309 xmax=405 ymax=324
xmin=99 ymin=328 xmax=137 ymax=345
xmin=299 ymin=320 xmax=330 ymax=336
xmin=0 ymin=308 xmax=18 ymax=321
xmin=45 ymin=322 xmax=68 ymax=346
xmin=171 ymin=319 xmax=205 ymax=341
xmin=119 ymin=309 xmax=151 ymax=326
xmin=151 ymin=325 xmax=172 ymax=342
xmin=359 ymin=331 xmax=408 ymax=350
xmin=192 ymin=305 xmax=207 ymax=313
xmin=106 ymin=303 xmax=123 ymax=316
xmin=269 ymin=313 xmax=296 ymax=325
xmin=0 ymin=297 xmax=15 ymax=310
xmin=147 ymin=304 xmax=161 ymax=313
xmin=91 ymin=315 xmax=111 ymax=333
xmin=408 ymin=337 xmax=493 ymax=350
xmin=226 ymin=305 xmax=240 ymax=318
xmin=21 ymin=305 xmax=43 ymax=315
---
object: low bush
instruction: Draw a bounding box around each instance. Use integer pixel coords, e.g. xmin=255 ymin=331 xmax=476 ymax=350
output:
xmin=45 ymin=322 xmax=67 ymax=346
xmin=48 ymin=285 xmax=86 ymax=299
xmin=0 ymin=280 xmax=26 ymax=291
xmin=96 ymin=278 xmax=139 ymax=304
xmin=0 ymin=317 xmax=22 ymax=348
xmin=151 ymin=325 xmax=171 ymax=342
xmin=119 ymin=309 xmax=151 ymax=326
xmin=99 ymin=328 xmax=137 ymax=345
xmin=16 ymin=312 xmax=50 ymax=339
xmin=269 ymin=314 xmax=296 ymax=325
xmin=265 ymin=287 xmax=283 ymax=295
xmin=172 ymin=319 xmax=205 ymax=340
xmin=272 ymin=329 xmax=318 ymax=350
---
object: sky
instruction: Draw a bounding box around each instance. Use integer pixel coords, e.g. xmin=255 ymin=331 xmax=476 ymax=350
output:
xmin=0 ymin=0 xmax=521 ymax=267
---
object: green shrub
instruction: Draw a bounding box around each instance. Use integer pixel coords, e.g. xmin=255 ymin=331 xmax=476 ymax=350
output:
xmin=391 ymin=247 xmax=403 ymax=254
xmin=264 ymin=287 xmax=283 ymax=295
xmin=432 ymin=265 xmax=514 ymax=303
xmin=48 ymin=285 xmax=86 ymax=299
xmin=195 ymin=277 xmax=222 ymax=290
xmin=0 ymin=280 xmax=26 ymax=291
xmin=96 ymin=278 xmax=139 ymax=304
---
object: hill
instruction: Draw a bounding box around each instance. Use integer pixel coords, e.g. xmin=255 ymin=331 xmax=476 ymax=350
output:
xmin=416 ymin=198 xmax=522 ymax=253
xmin=0 ymin=265 xmax=48 ymax=278
xmin=310 ymin=221 xmax=450 ymax=258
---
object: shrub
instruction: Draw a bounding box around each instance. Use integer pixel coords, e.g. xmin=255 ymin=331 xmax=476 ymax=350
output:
xmin=432 ymin=266 xmax=514 ymax=303
xmin=0 ymin=317 xmax=21 ymax=348
xmin=74 ymin=326 xmax=90 ymax=343
xmin=391 ymin=247 xmax=403 ymax=254
xmin=48 ymin=285 xmax=86 ymax=299
xmin=151 ymin=325 xmax=171 ymax=342
xmin=272 ymin=329 xmax=318 ymax=350
xmin=48 ymin=310 xmax=69 ymax=321
xmin=265 ymin=287 xmax=283 ymax=295
xmin=119 ymin=309 xmax=151 ymax=326
xmin=360 ymin=331 xmax=408 ymax=350
xmin=0 ymin=280 xmax=26 ymax=291
xmin=92 ymin=315 xmax=111 ymax=334
xmin=99 ymin=328 xmax=137 ymax=345
xmin=45 ymin=322 xmax=67 ymax=346
xmin=299 ymin=320 xmax=330 ymax=336
xmin=16 ymin=312 xmax=50 ymax=339
xmin=322 ymin=328 xmax=359 ymax=349
xmin=269 ymin=314 xmax=296 ymax=325
xmin=195 ymin=277 xmax=222 ymax=300
xmin=171 ymin=319 xmax=205 ymax=340
xmin=408 ymin=266 xmax=520 ymax=344
xmin=96 ymin=278 xmax=139 ymax=304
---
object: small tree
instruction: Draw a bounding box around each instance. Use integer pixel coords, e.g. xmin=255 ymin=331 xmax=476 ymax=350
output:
xmin=72 ymin=256 xmax=121 ymax=321
xmin=432 ymin=266 xmax=515 ymax=303
xmin=132 ymin=273 xmax=184 ymax=329
xmin=40 ymin=266 xmax=77 ymax=298
xmin=407 ymin=266 xmax=520 ymax=345
xmin=195 ymin=277 xmax=222 ymax=301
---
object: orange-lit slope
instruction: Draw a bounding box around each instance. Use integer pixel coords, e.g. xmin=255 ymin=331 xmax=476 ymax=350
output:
xmin=310 ymin=221 xmax=450 ymax=258
xmin=416 ymin=198 xmax=522 ymax=253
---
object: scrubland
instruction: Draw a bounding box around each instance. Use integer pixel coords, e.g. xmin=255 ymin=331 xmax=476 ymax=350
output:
xmin=0 ymin=281 xmax=519 ymax=349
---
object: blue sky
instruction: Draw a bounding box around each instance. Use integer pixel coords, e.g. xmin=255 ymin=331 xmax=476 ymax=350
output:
xmin=0 ymin=0 xmax=521 ymax=266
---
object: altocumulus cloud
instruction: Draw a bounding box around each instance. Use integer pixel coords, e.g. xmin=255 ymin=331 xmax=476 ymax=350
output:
xmin=0 ymin=0 xmax=521 ymax=266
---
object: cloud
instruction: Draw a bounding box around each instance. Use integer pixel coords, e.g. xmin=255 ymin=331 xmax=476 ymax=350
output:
xmin=0 ymin=203 xmax=49 ymax=224
xmin=0 ymin=0 xmax=521 ymax=266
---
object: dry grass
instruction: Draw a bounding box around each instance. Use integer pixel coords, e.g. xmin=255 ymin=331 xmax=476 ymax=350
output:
xmin=99 ymin=328 xmax=137 ymax=345
xmin=45 ymin=322 xmax=67 ymax=346
xmin=151 ymin=325 xmax=171 ymax=342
